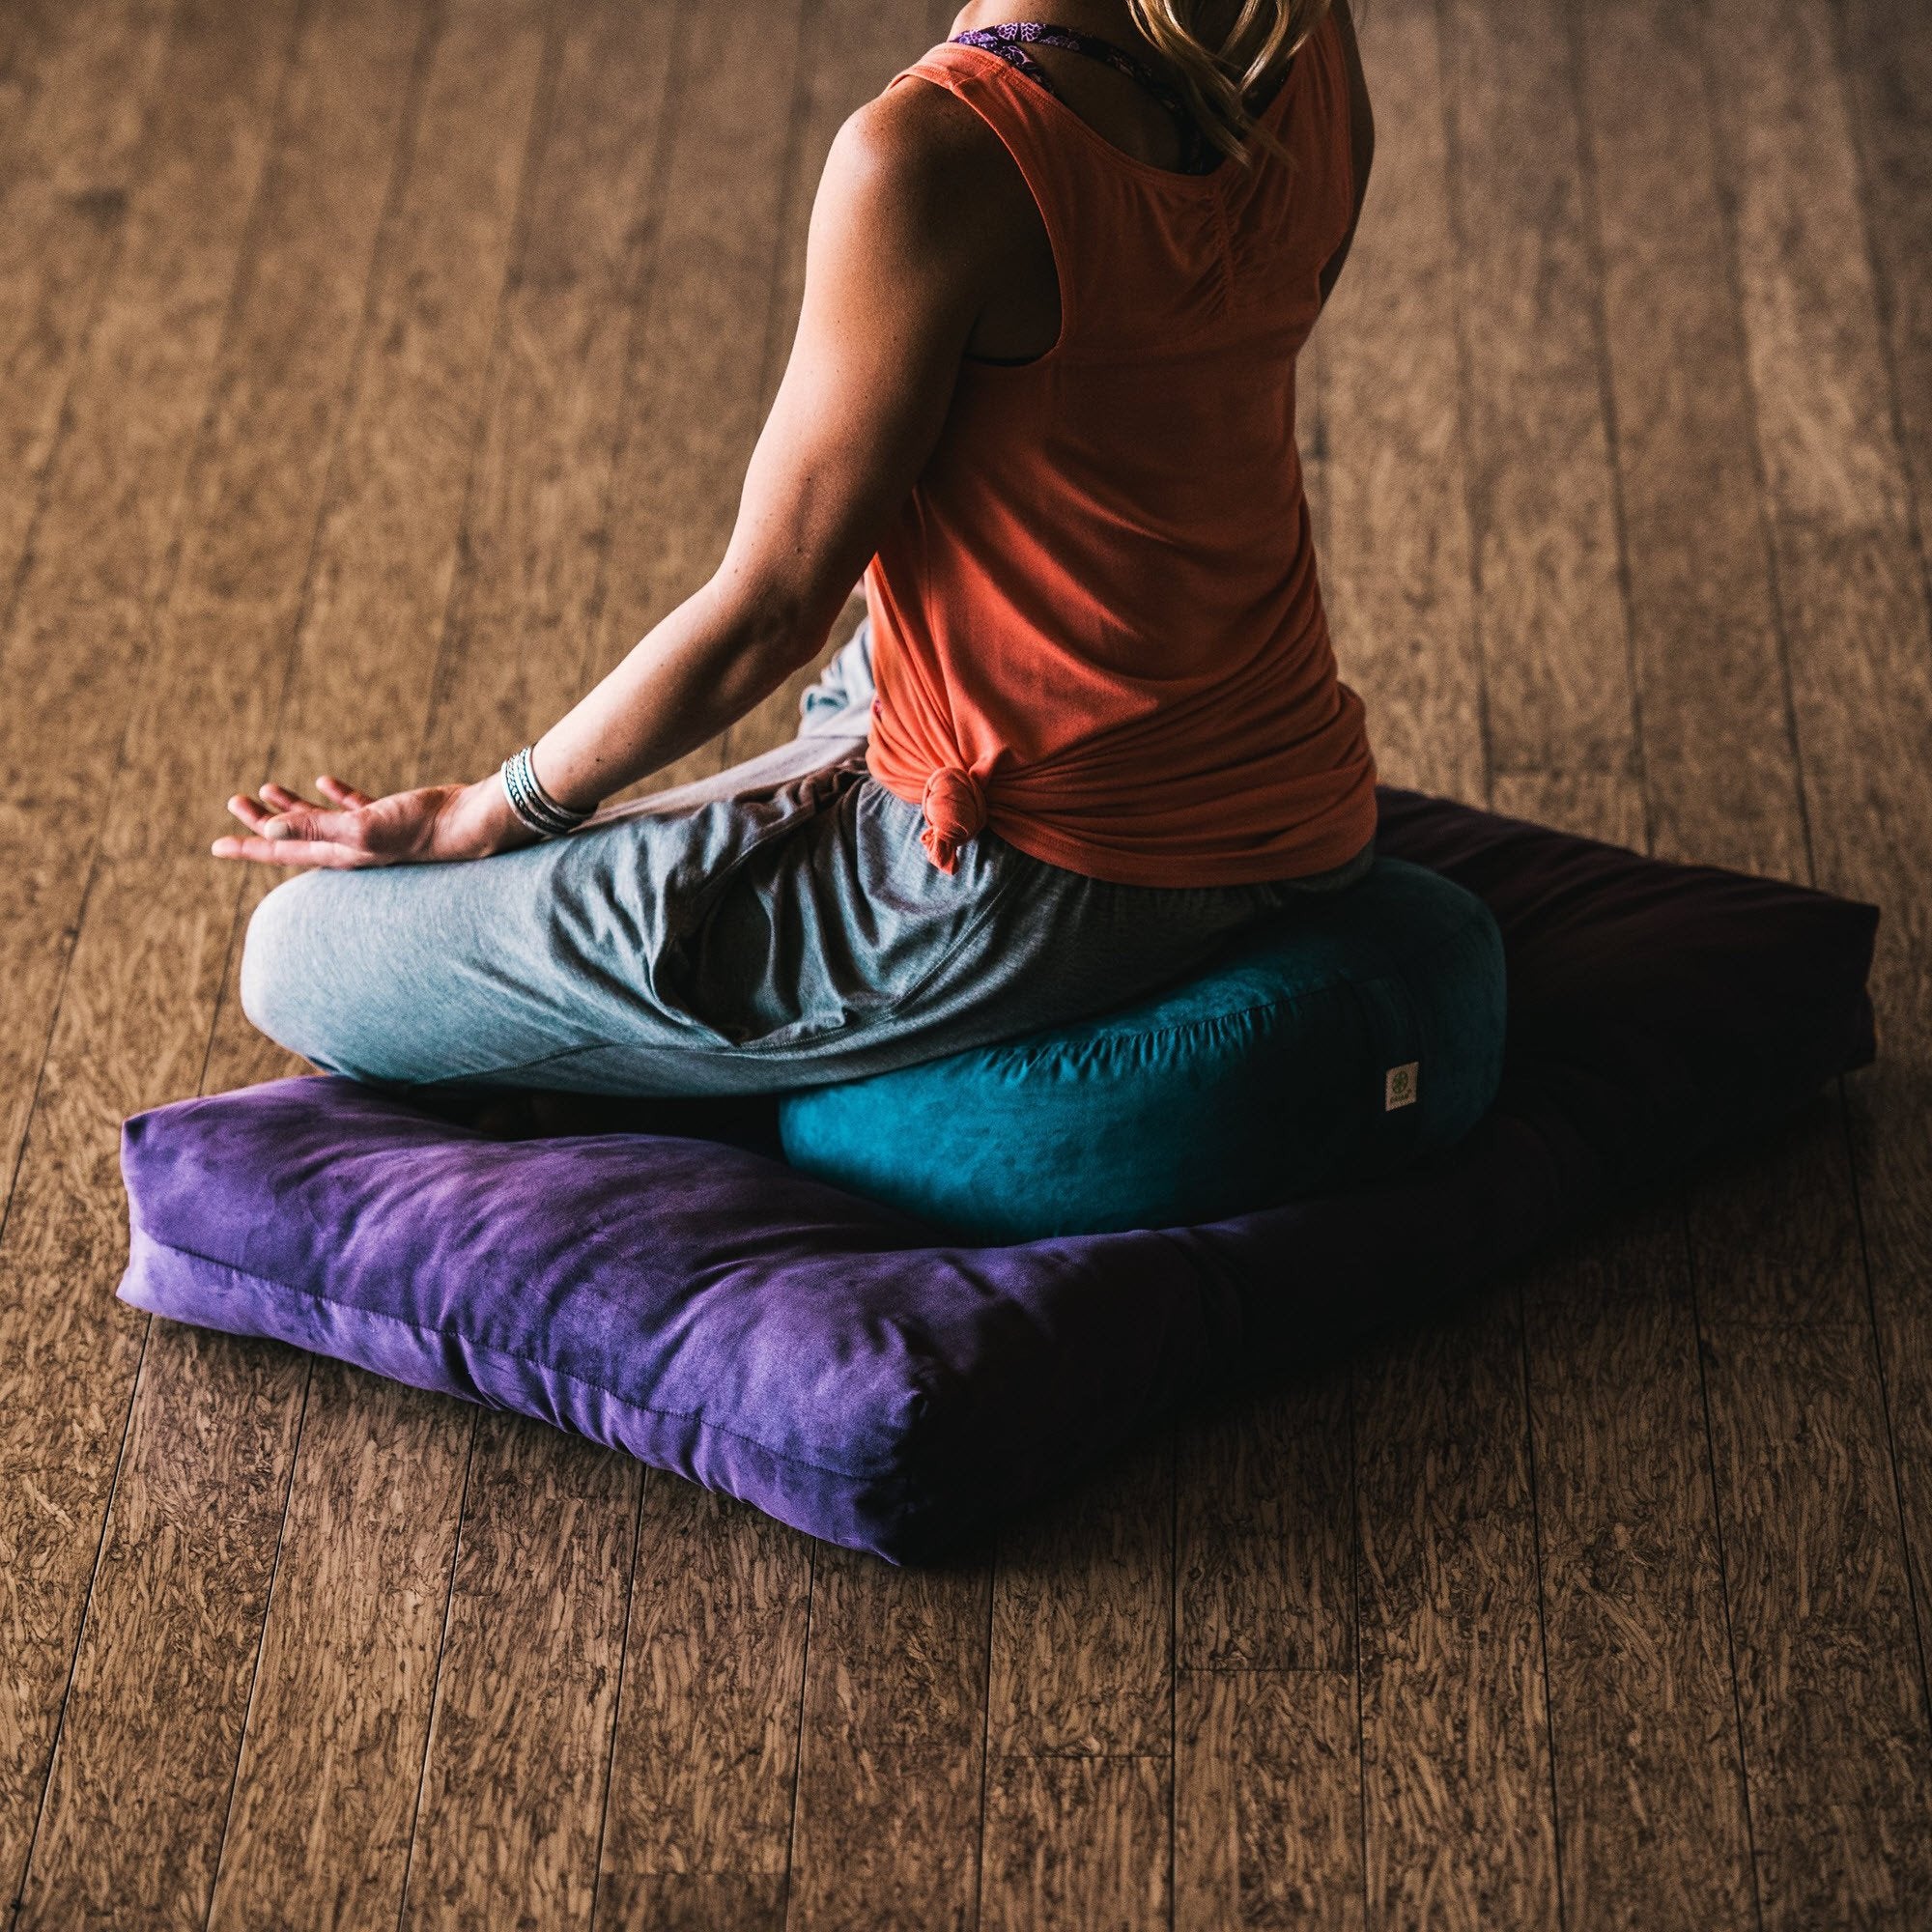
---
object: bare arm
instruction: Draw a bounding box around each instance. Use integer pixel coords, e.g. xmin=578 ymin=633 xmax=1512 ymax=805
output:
xmin=214 ymin=79 xmax=998 ymax=867
xmin=1318 ymin=0 xmax=1375 ymax=307
xmin=522 ymin=82 xmax=991 ymax=810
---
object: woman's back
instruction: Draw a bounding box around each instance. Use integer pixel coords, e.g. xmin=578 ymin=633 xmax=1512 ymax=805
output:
xmin=865 ymin=3 xmax=1378 ymax=884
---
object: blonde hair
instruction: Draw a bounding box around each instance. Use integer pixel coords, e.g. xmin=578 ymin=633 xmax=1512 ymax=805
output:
xmin=1125 ymin=0 xmax=1334 ymax=169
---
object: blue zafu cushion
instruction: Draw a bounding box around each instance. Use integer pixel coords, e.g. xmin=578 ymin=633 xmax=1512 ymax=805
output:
xmin=777 ymin=858 xmax=1508 ymax=1241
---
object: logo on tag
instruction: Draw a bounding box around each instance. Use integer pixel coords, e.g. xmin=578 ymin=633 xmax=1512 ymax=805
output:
xmin=1384 ymin=1063 xmax=1418 ymax=1111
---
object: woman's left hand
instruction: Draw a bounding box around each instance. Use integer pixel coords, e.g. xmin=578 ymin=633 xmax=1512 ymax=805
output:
xmin=212 ymin=774 xmax=531 ymax=868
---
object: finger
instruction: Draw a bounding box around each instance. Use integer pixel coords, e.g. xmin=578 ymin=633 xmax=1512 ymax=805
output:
xmin=243 ymin=807 xmax=362 ymax=846
xmin=259 ymin=805 xmax=368 ymax=847
xmin=315 ymin=774 xmax=376 ymax=809
xmin=260 ymin=781 xmax=315 ymax=812
xmin=227 ymin=793 xmax=275 ymax=831
xmin=210 ymin=834 xmax=378 ymax=868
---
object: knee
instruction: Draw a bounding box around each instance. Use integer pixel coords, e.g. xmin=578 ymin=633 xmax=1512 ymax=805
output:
xmin=240 ymin=870 xmax=341 ymax=1068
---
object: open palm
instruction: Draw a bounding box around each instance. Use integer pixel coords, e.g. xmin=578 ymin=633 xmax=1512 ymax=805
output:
xmin=213 ymin=776 xmax=476 ymax=869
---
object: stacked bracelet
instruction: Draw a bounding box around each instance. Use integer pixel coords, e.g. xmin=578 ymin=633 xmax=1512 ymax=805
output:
xmin=500 ymin=744 xmax=592 ymax=839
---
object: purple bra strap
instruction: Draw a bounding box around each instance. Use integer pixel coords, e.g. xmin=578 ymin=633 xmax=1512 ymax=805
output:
xmin=950 ymin=20 xmax=1222 ymax=174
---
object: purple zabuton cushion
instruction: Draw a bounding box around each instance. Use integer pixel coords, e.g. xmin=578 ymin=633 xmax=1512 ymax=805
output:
xmin=117 ymin=789 xmax=1879 ymax=1562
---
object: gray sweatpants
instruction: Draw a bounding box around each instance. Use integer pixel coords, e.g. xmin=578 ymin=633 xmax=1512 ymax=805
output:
xmin=240 ymin=616 xmax=1375 ymax=1096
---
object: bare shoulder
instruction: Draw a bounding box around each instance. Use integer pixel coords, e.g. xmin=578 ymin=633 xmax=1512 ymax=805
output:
xmin=819 ymin=70 xmax=1037 ymax=257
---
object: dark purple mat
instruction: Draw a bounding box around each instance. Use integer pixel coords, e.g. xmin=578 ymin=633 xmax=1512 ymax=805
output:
xmin=118 ymin=788 xmax=1879 ymax=1561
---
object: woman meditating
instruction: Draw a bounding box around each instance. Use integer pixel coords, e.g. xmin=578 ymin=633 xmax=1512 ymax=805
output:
xmin=222 ymin=0 xmax=1379 ymax=1098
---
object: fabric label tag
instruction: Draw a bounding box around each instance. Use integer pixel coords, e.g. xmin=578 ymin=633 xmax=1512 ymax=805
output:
xmin=1384 ymin=1063 xmax=1419 ymax=1111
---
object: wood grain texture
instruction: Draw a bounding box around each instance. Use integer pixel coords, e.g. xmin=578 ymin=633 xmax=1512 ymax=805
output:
xmin=980 ymin=1755 xmax=1169 ymax=1932
xmin=415 ymin=0 xmax=683 ymax=786
xmin=1174 ymin=1670 xmax=1363 ymax=1932
xmin=1436 ymin=0 xmax=1640 ymax=795
xmin=785 ymin=1548 xmax=990 ymax=1930
xmin=0 ymin=0 xmax=298 ymax=1285
xmin=1833 ymin=8 xmax=1932 ymax=1507
xmin=594 ymin=1481 xmax=809 ymax=1931
xmin=399 ymin=1417 xmax=637 ymax=1932
xmin=1174 ymin=1371 xmax=1353 ymax=1674
xmin=1699 ymin=1316 xmax=1932 ymax=1925
xmin=582 ymin=0 xmax=815 ymax=800
xmin=204 ymin=1369 xmax=471 ymax=1932
xmin=0 ymin=0 xmax=431 ymax=1911
xmin=11 ymin=3 xmax=553 ymax=1924
xmin=977 ymin=1433 xmax=1171 ymax=1931
xmin=1696 ymin=1 xmax=1932 ymax=1922
xmin=1501 ymin=18 xmax=1822 ymax=1912
xmin=989 ymin=1431 xmax=1173 ymax=1761
xmin=1302 ymin=0 xmax=1485 ymax=805
xmin=1353 ymin=1292 xmax=1559 ymax=1931
xmin=1520 ymin=1205 xmax=1757 ymax=1931
xmin=1680 ymin=1108 xmax=1932 ymax=1928
xmin=1838 ymin=0 xmax=1932 ymax=554
xmin=1573 ymin=0 xmax=1810 ymax=882
xmin=0 ymin=0 xmax=175 ymax=599
xmin=13 ymin=1326 xmax=309 ymax=1930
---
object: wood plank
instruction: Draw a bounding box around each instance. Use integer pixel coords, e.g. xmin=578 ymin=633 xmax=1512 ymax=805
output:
xmin=1698 ymin=1316 xmax=1931 ymax=1924
xmin=1174 ymin=1370 xmax=1353 ymax=1674
xmin=1438 ymin=0 xmax=1639 ymax=798
xmin=1171 ymin=1366 xmax=1359 ymax=1927
xmin=1301 ymin=0 xmax=1485 ymax=805
xmin=0 ymin=0 xmax=176 ymax=598
xmin=593 ymin=1483 xmax=809 ymax=1932
xmin=1468 ymin=2 xmax=1783 ymax=1915
xmin=1174 ymin=1670 xmax=1362 ymax=1932
xmin=0 ymin=0 xmax=400 ymax=1902
xmin=1520 ymin=1203 xmax=1757 ymax=1930
xmin=580 ymin=0 xmax=816 ymax=802
xmin=1696 ymin=0 xmax=1932 ymax=1922
xmin=980 ymin=1756 xmax=1169 ymax=1932
xmin=1352 ymin=1292 xmax=1558 ymax=1929
xmin=0 ymin=0 xmax=298 ymax=1270
xmin=203 ymin=1369 xmax=471 ymax=1932
xmin=978 ymin=1434 xmax=1172 ymax=1925
xmin=1682 ymin=1114 xmax=1932 ymax=1927
xmin=203 ymin=14 xmax=675 ymax=1929
xmin=1493 ymin=419 xmax=1763 ymax=1932
xmin=398 ymin=1418 xmax=636 ymax=1932
xmin=988 ymin=1431 xmax=1172 ymax=1761
xmin=784 ymin=1548 xmax=989 ymax=1930
xmin=1575 ymin=0 xmax=1809 ymax=880
xmin=414 ymin=0 xmax=684 ymax=790
xmin=7 ymin=2 xmax=554 ymax=1921
xmin=1837 ymin=0 xmax=1932 ymax=549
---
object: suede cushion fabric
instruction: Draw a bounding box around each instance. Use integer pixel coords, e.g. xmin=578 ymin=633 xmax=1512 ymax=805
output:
xmin=116 ymin=788 xmax=1881 ymax=1563
xmin=777 ymin=858 xmax=1508 ymax=1240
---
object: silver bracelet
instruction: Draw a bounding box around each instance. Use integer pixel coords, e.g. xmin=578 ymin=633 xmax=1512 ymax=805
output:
xmin=500 ymin=744 xmax=592 ymax=839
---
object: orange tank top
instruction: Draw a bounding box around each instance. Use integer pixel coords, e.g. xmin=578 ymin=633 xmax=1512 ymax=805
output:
xmin=863 ymin=9 xmax=1378 ymax=887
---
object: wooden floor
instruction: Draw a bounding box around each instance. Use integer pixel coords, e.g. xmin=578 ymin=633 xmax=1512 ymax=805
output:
xmin=2 ymin=0 xmax=1928 ymax=1923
